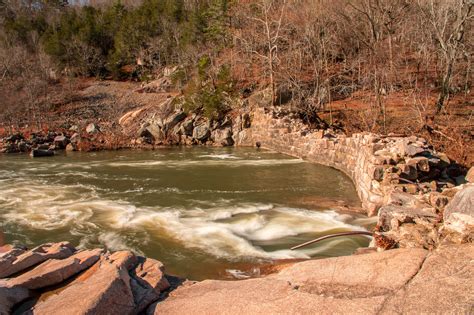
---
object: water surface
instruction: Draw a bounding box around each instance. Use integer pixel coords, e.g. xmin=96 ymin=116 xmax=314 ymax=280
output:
xmin=0 ymin=147 xmax=373 ymax=280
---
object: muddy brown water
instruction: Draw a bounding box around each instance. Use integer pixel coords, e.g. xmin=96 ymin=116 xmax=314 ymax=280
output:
xmin=0 ymin=147 xmax=375 ymax=280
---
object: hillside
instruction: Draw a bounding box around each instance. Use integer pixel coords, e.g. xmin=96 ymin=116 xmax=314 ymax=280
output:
xmin=0 ymin=0 xmax=472 ymax=164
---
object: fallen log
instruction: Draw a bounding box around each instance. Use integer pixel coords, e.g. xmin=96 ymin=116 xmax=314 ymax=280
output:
xmin=291 ymin=231 xmax=373 ymax=250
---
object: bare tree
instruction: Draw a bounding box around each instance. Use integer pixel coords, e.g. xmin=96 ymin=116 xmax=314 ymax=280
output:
xmin=247 ymin=0 xmax=287 ymax=105
xmin=418 ymin=0 xmax=473 ymax=112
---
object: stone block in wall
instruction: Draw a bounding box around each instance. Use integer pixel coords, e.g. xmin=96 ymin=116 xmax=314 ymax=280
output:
xmin=371 ymin=143 xmax=386 ymax=154
xmin=368 ymin=192 xmax=385 ymax=205
xmin=371 ymin=180 xmax=382 ymax=193
xmin=399 ymin=163 xmax=418 ymax=181
xmin=406 ymin=157 xmax=430 ymax=173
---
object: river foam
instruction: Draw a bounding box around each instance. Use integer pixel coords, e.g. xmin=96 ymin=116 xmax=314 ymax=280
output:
xmin=0 ymin=148 xmax=368 ymax=280
xmin=0 ymin=179 xmax=366 ymax=260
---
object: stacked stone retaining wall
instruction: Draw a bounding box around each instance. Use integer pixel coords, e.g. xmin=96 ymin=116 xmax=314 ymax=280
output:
xmin=241 ymin=107 xmax=450 ymax=216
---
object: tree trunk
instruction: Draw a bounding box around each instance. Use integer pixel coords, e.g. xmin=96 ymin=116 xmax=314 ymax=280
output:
xmin=436 ymin=59 xmax=453 ymax=113
xmin=269 ymin=55 xmax=275 ymax=105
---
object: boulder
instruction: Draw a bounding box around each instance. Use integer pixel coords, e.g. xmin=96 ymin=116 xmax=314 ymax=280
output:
xmin=444 ymin=185 xmax=474 ymax=221
xmin=212 ymin=128 xmax=234 ymax=147
xmin=108 ymin=250 xmax=138 ymax=270
xmin=164 ymin=111 xmax=187 ymax=132
xmin=387 ymin=192 xmax=427 ymax=209
xmin=242 ymin=113 xmax=251 ymax=128
xmin=8 ymin=249 xmax=102 ymax=289
xmin=18 ymin=140 xmax=29 ymax=152
xmin=131 ymin=258 xmax=170 ymax=314
xmin=30 ymin=149 xmax=54 ymax=158
xmin=0 ymin=247 xmax=27 ymax=277
xmin=86 ymin=123 xmax=99 ymax=134
xmin=0 ymin=242 xmax=75 ymax=278
xmin=65 ymin=143 xmax=76 ymax=152
xmin=0 ymin=281 xmax=32 ymax=315
xmin=377 ymin=205 xmax=437 ymax=232
xmin=145 ymin=124 xmax=166 ymax=143
xmin=398 ymin=163 xmax=418 ymax=181
xmin=193 ymin=124 xmax=211 ymax=142
xmin=466 ymin=167 xmax=474 ymax=183
xmin=377 ymin=205 xmax=439 ymax=249
xmin=70 ymin=133 xmax=80 ymax=144
xmin=442 ymin=185 xmax=474 ymax=243
xmin=69 ymin=125 xmax=79 ymax=132
xmin=406 ymin=157 xmax=430 ymax=172
xmin=29 ymin=251 xmax=137 ymax=315
xmin=180 ymin=119 xmax=194 ymax=137
xmin=53 ymin=136 xmax=68 ymax=149
xmin=428 ymin=192 xmax=450 ymax=211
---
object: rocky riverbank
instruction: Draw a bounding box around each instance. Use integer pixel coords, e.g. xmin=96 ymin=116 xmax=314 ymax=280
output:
xmin=1 ymin=182 xmax=472 ymax=313
xmin=1 ymin=239 xmax=473 ymax=314
xmin=1 ymin=86 xmax=473 ymax=313
xmin=0 ymin=242 xmax=171 ymax=315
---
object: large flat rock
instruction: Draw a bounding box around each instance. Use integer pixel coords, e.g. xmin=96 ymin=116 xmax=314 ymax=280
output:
xmin=0 ymin=282 xmax=31 ymax=315
xmin=381 ymin=243 xmax=474 ymax=313
xmin=149 ymin=248 xmax=427 ymax=315
xmin=274 ymin=247 xmax=427 ymax=298
xmin=150 ymin=245 xmax=473 ymax=314
xmin=8 ymin=249 xmax=102 ymax=289
xmin=150 ymin=277 xmax=386 ymax=315
xmin=0 ymin=242 xmax=75 ymax=278
xmin=28 ymin=251 xmax=136 ymax=315
xmin=131 ymin=258 xmax=171 ymax=314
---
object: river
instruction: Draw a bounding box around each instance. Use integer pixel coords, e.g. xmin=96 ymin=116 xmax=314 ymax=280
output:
xmin=0 ymin=147 xmax=374 ymax=280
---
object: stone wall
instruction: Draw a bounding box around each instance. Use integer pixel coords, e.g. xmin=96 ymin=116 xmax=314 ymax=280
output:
xmin=238 ymin=107 xmax=456 ymax=216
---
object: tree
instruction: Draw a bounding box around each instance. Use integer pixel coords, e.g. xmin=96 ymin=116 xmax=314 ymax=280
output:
xmin=246 ymin=0 xmax=287 ymax=105
xmin=418 ymin=0 xmax=473 ymax=112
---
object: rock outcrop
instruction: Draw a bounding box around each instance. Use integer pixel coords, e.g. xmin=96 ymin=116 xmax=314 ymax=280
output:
xmin=0 ymin=243 xmax=169 ymax=315
xmin=7 ymin=249 xmax=102 ymax=289
xmin=148 ymin=243 xmax=474 ymax=314
xmin=0 ymin=242 xmax=75 ymax=278
xmin=0 ymin=282 xmax=31 ymax=315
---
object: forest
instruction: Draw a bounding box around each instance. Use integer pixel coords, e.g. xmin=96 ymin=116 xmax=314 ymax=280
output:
xmin=0 ymin=0 xmax=473 ymax=163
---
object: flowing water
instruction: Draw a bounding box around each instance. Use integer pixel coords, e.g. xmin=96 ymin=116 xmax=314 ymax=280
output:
xmin=0 ymin=147 xmax=374 ymax=280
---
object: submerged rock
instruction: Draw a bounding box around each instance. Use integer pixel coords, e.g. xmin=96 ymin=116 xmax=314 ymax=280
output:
xmin=30 ymin=149 xmax=54 ymax=158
